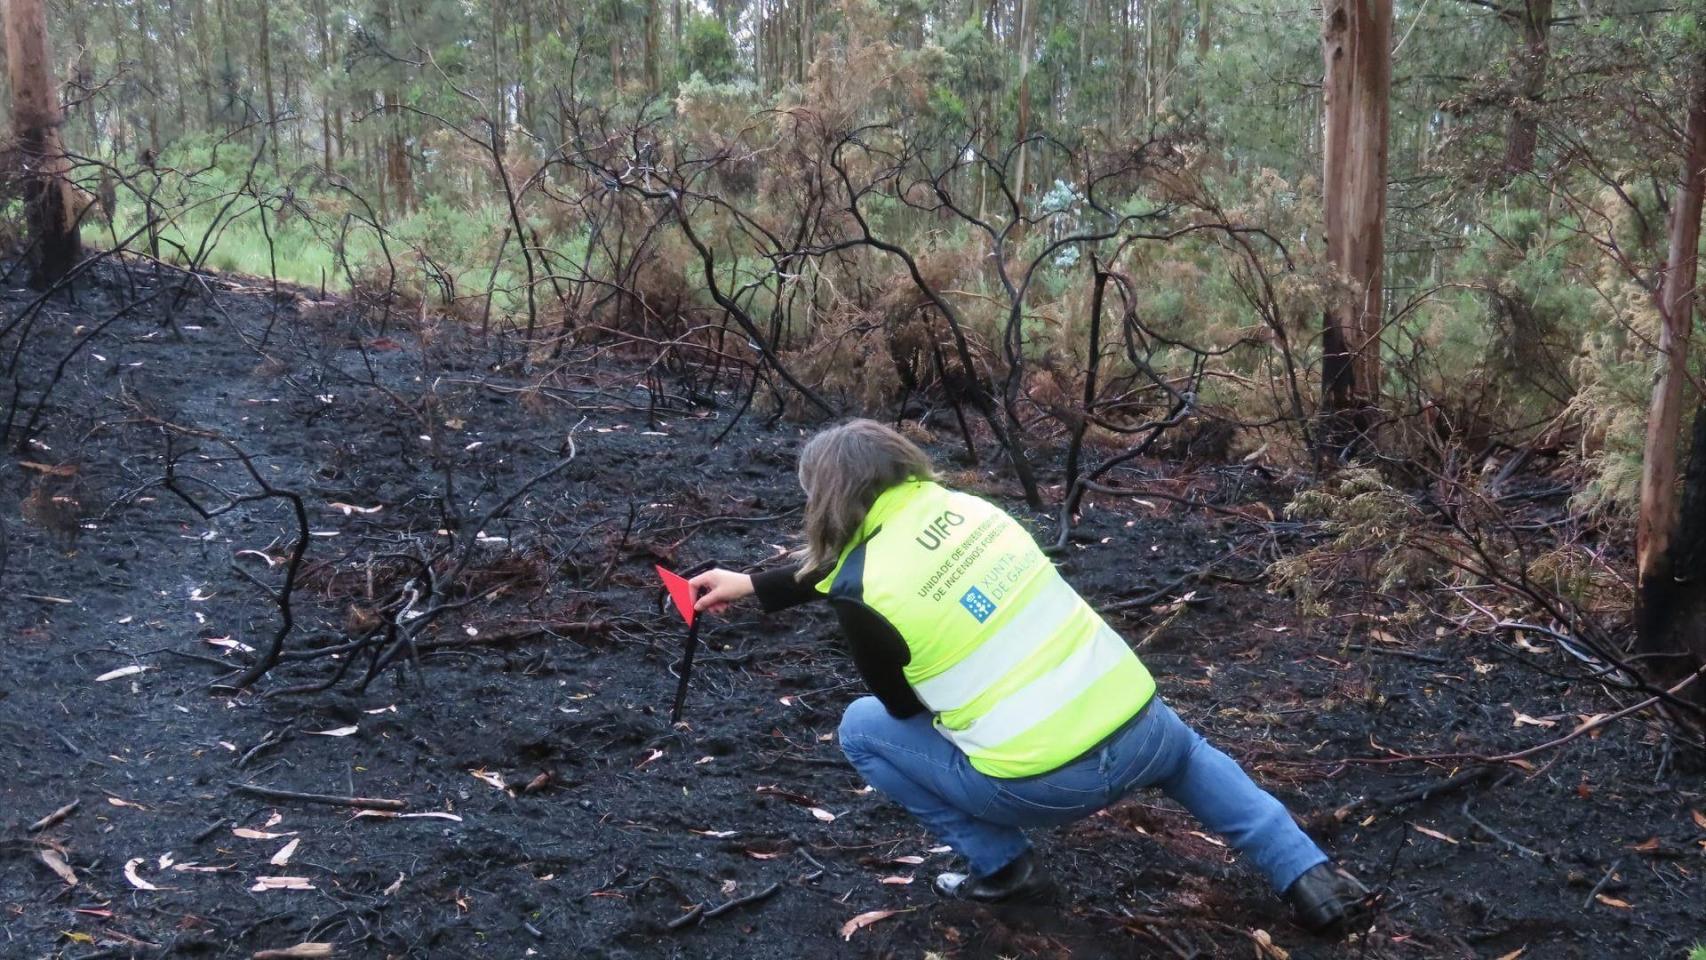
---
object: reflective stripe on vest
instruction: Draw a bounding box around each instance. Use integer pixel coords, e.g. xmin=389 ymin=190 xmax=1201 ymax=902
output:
xmin=910 ymin=572 xmax=1080 ymax=712
xmin=941 ymin=622 xmax=1136 ymax=756
xmin=817 ymin=480 xmax=1157 ymax=778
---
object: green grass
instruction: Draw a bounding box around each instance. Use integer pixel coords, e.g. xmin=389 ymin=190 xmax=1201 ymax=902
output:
xmin=108 ymin=197 xmax=348 ymax=292
xmin=101 ymin=185 xmax=562 ymax=322
xmin=1687 ymin=943 xmax=1705 ymax=960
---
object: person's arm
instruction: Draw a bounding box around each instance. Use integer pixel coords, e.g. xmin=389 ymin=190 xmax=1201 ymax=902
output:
xmin=691 ymin=566 xmax=924 ymax=717
xmin=832 ymin=599 xmax=926 ymax=718
xmin=690 ymin=563 xmax=828 ymax=615
xmin=750 ymin=564 xmax=824 ymax=612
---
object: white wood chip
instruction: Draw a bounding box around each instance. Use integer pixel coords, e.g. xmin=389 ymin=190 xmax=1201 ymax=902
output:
xmin=124 ymin=858 xmax=161 ymax=890
xmin=233 ymin=828 xmax=297 ymax=840
xmin=270 ymin=838 xmax=300 ymax=866
xmin=250 ymin=876 xmax=315 ymax=892
xmin=39 ymin=849 xmax=77 ymax=886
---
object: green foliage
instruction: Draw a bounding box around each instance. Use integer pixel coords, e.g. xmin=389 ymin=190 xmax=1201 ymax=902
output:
xmin=680 ymin=16 xmax=738 ymax=85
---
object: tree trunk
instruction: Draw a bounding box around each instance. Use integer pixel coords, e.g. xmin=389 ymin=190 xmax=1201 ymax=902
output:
xmin=610 ymin=0 xmax=623 ymax=89
xmin=218 ymin=0 xmax=236 ymax=124
xmin=644 ymin=0 xmax=659 ymax=92
xmin=387 ymin=94 xmax=412 ymax=215
xmin=1013 ymin=0 xmax=1034 ymax=202
xmin=316 ymin=0 xmax=333 ymax=171
xmin=1636 ymin=56 xmax=1706 ymax=703
xmin=374 ymin=129 xmax=389 ymax=222
xmin=1076 ymin=0 xmax=1089 ymax=111
xmin=106 ymin=0 xmax=129 ymax=145
xmin=754 ymin=0 xmax=766 ymax=89
xmin=286 ymin=55 xmax=303 ymax=158
xmin=136 ymin=0 xmax=161 ymax=151
xmin=1501 ymin=0 xmax=1552 ymax=176
xmin=490 ymin=0 xmax=507 ymax=160
xmin=192 ymin=0 xmax=216 ymax=128
xmin=1319 ymin=0 xmax=1391 ymax=442
xmin=798 ymin=0 xmax=811 ymax=83
xmin=260 ymin=0 xmax=277 ymax=165
xmin=1143 ymin=0 xmax=1154 ymax=115
xmin=1637 ymin=405 xmax=1706 ymax=715
xmin=521 ymin=3 xmax=535 ymax=131
xmin=166 ymin=0 xmax=189 ymax=135
xmin=1119 ymin=0 xmax=1135 ymax=123
xmin=1152 ymin=0 xmax=1182 ymax=111
xmin=70 ymin=4 xmax=100 ymax=150
xmin=4 ymin=0 xmax=82 ymax=288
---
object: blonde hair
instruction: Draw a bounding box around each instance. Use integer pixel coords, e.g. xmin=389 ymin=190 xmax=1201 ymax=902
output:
xmin=796 ymin=419 xmax=937 ymax=576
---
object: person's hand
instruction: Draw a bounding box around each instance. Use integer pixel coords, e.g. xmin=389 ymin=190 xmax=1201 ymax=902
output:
xmin=689 ymin=568 xmax=753 ymax=616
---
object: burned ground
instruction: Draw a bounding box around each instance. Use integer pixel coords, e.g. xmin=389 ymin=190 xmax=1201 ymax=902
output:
xmin=0 ymin=271 xmax=1702 ymax=959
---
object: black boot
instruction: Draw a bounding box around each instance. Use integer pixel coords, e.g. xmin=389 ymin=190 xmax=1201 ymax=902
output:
xmin=1285 ymin=862 xmax=1370 ymax=931
xmin=934 ymin=850 xmax=1056 ymax=903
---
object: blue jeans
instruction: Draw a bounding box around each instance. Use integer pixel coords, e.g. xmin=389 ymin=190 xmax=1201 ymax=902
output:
xmin=838 ymin=696 xmax=1328 ymax=893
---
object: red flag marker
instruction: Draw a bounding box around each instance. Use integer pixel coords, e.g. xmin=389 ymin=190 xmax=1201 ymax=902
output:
xmin=657 ymin=565 xmax=703 ymax=723
xmin=656 ymin=565 xmax=697 ymax=626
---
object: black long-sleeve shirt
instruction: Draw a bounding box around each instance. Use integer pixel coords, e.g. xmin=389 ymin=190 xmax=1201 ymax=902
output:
xmin=751 ymin=564 xmax=927 ymax=718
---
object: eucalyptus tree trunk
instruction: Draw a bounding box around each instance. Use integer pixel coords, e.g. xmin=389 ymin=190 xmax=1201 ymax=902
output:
xmin=1635 ymin=56 xmax=1706 ymax=704
xmin=71 ymin=4 xmax=101 ymax=149
xmin=4 ymin=0 xmax=82 ymax=287
xmin=137 ymin=0 xmax=161 ymax=151
xmin=1319 ymin=0 xmax=1391 ymax=444
xmin=218 ymin=0 xmax=236 ymax=124
xmin=797 ymin=0 xmax=812 ymax=84
xmin=261 ymin=0 xmax=278 ymax=165
xmin=192 ymin=0 xmax=216 ymax=129
xmin=521 ymin=2 xmax=535 ymax=132
xmin=1013 ymin=0 xmax=1035 ymax=202
xmin=316 ymin=0 xmax=333 ymax=171
xmin=609 ymin=0 xmax=623 ymax=89
xmin=644 ymin=0 xmax=660 ymax=91
xmin=490 ymin=0 xmax=507 ymax=160
xmin=166 ymin=0 xmax=189 ymax=134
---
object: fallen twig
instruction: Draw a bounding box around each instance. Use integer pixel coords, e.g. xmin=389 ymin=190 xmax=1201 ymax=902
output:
xmin=27 ymin=799 xmax=80 ymax=833
xmin=1334 ymin=766 xmax=1497 ymax=822
xmin=1582 ymin=858 xmax=1622 ymax=910
xmin=1344 ymin=643 xmax=1450 ymax=665
xmin=1461 ymin=798 xmax=1547 ymax=860
xmin=229 ymin=782 xmax=407 ymax=811
xmin=193 ymin=817 xmax=231 ymax=843
xmin=664 ymin=903 xmax=704 ymax=930
xmin=666 ymin=880 xmax=783 ymax=930
xmin=237 ymin=729 xmax=290 ymax=769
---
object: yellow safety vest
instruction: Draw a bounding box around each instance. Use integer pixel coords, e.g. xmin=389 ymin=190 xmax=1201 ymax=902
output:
xmin=817 ymin=479 xmax=1157 ymax=777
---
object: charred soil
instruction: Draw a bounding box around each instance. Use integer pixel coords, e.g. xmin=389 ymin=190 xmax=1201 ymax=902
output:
xmin=1 ymin=270 xmax=1702 ymax=959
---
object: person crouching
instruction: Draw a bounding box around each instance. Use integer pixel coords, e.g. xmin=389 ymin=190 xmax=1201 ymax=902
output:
xmin=689 ymin=419 xmax=1367 ymax=930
